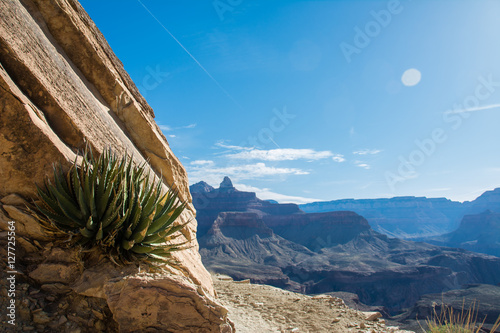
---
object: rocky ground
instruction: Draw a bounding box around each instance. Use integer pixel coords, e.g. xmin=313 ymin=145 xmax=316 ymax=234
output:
xmin=213 ymin=274 xmax=415 ymax=333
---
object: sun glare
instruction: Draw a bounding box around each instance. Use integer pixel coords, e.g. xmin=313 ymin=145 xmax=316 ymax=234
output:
xmin=401 ymin=68 xmax=422 ymax=86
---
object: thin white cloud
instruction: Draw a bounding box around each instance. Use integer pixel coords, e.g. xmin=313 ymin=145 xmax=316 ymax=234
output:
xmin=234 ymin=183 xmax=320 ymax=204
xmin=158 ymin=123 xmax=197 ymax=132
xmin=214 ymin=141 xmax=253 ymax=151
xmin=227 ymin=148 xmax=335 ymax=161
xmin=332 ymin=154 xmax=346 ymax=163
xmin=168 ymin=134 xmax=176 ymax=138
xmin=188 ymin=162 xmax=309 ymax=185
xmin=190 ymin=160 xmax=214 ymax=166
xmin=444 ymin=103 xmax=500 ymax=114
xmin=216 ymin=143 xmax=345 ymax=163
xmin=353 ymin=149 xmax=382 ymax=155
xmin=354 ymin=161 xmax=371 ymax=169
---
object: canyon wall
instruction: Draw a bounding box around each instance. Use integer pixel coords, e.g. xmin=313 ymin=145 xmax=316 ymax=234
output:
xmin=193 ymin=179 xmax=500 ymax=314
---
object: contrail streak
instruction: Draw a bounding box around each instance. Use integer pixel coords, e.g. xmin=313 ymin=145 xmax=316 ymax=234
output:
xmin=136 ymin=0 xmax=244 ymax=111
xmin=444 ymin=103 xmax=500 ymax=114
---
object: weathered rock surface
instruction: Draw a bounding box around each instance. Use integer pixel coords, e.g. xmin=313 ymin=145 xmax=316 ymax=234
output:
xmin=219 ymin=176 xmax=236 ymax=192
xmin=0 ymin=0 xmax=211 ymax=293
xmin=1 ymin=204 xmax=53 ymax=241
xmin=190 ymin=181 xmax=215 ymax=194
xmin=0 ymin=0 xmax=231 ymax=330
xmin=105 ymin=273 xmax=234 ymax=333
xmin=264 ymin=211 xmax=372 ymax=250
xmin=325 ymin=291 xmax=388 ymax=315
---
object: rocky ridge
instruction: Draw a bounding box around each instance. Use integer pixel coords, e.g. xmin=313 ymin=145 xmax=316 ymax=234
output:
xmin=300 ymin=187 xmax=500 ymax=240
xmin=465 ymin=188 xmax=500 ymax=215
xmin=199 ymin=211 xmax=315 ymax=289
xmin=300 ymin=196 xmax=469 ymax=239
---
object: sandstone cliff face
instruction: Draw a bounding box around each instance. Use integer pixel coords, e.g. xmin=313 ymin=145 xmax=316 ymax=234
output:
xmin=0 ymin=197 xmax=233 ymax=332
xmin=0 ymin=0 xmax=231 ymax=331
xmin=208 ymin=212 xmax=275 ymax=240
xmin=264 ymin=211 xmax=372 ymax=250
xmin=199 ymin=211 xmax=315 ymax=289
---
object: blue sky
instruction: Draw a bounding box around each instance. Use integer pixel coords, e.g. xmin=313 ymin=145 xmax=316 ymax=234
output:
xmin=80 ymin=0 xmax=500 ymax=203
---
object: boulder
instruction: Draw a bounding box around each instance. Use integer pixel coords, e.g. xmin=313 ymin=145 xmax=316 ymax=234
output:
xmin=30 ymin=263 xmax=81 ymax=284
xmin=1 ymin=204 xmax=52 ymax=241
xmin=104 ymin=272 xmax=234 ymax=333
xmin=1 ymin=193 xmax=29 ymax=206
xmin=364 ymin=311 xmax=383 ymax=321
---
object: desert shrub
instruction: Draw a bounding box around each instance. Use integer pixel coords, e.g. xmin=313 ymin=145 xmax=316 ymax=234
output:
xmin=35 ymin=146 xmax=189 ymax=265
xmin=423 ymin=300 xmax=500 ymax=333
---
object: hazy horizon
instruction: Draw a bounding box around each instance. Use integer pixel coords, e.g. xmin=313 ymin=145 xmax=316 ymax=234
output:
xmin=192 ymin=175 xmax=497 ymax=204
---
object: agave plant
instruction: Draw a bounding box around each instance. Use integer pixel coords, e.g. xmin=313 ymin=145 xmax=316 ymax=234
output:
xmin=35 ymin=146 xmax=189 ymax=264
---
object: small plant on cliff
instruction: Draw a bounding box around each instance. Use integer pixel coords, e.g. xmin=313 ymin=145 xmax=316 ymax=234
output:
xmin=34 ymin=146 xmax=189 ymax=265
xmin=423 ymin=300 xmax=500 ymax=333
